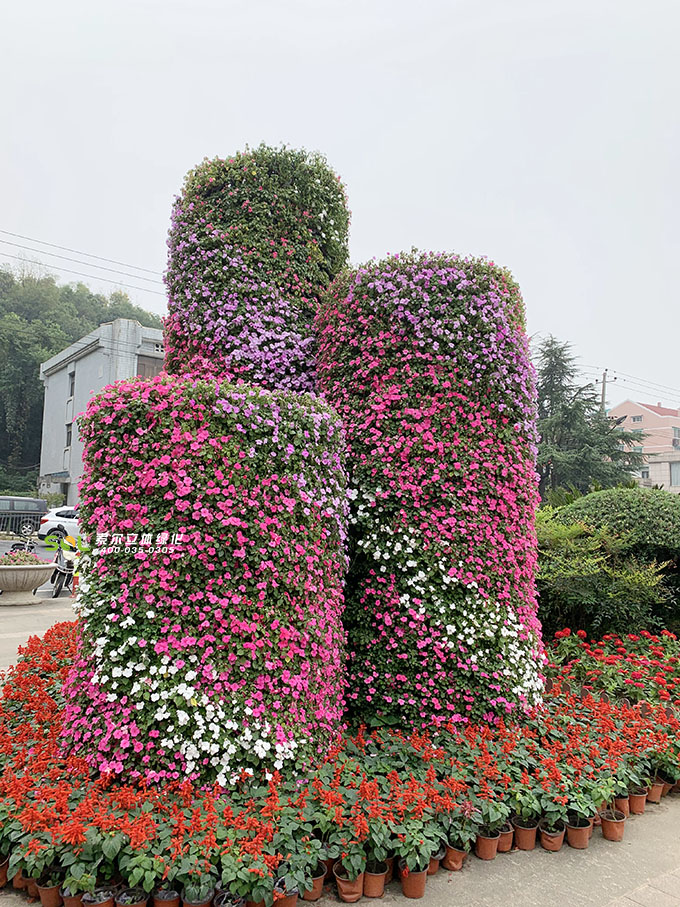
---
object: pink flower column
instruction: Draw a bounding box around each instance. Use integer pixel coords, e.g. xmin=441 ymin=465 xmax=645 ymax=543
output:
xmin=62 ymin=376 xmax=348 ymax=784
xmin=316 ymin=252 xmax=544 ymax=727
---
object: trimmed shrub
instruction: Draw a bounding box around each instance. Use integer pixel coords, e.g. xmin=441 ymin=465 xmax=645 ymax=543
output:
xmin=164 ymin=144 xmax=350 ymax=389
xmin=316 ymin=251 xmax=543 ymax=726
xmin=536 ymin=507 xmax=673 ymax=636
xmin=62 ymin=374 xmax=348 ymax=783
xmin=560 ymin=487 xmax=680 ymax=562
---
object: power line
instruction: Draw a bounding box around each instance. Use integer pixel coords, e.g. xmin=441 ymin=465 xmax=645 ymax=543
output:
xmin=0 ymin=240 xmax=164 ymax=286
xmin=0 ymin=229 xmax=163 ymax=276
xmin=582 ymin=364 xmax=680 ymax=398
xmin=0 ymin=252 xmax=166 ymax=297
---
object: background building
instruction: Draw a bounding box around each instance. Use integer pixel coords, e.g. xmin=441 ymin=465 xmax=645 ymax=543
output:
xmin=608 ymin=399 xmax=680 ymax=493
xmin=39 ymin=319 xmax=164 ymax=504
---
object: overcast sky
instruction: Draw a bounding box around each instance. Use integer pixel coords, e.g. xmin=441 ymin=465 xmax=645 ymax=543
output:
xmin=3 ymin=0 xmax=678 ymax=408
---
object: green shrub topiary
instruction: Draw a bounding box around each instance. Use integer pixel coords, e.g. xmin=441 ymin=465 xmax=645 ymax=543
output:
xmin=559 ymin=487 xmax=680 ymax=561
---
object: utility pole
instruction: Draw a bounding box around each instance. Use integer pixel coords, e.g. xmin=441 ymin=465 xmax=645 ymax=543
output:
xmin=600 ymin=369 xmax=607 ymax=412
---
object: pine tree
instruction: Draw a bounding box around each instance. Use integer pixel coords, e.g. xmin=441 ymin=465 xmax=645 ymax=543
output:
xmin=535 ymin=336 xmax=643 ymax=498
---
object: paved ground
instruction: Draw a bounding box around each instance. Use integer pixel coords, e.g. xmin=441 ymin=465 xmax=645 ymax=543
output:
xmin=0 ymin=538 xmax=75 ymax=672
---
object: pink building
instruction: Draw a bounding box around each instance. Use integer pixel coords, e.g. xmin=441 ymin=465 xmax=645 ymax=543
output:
xmin=607 ymin=400 xmax=680 ymax=492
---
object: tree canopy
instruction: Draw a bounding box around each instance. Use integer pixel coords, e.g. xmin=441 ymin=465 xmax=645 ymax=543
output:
xmin=0 ymin=268 xmax=162 ymax=485
xmin=535 ymin=335 xmax=643 ymax=499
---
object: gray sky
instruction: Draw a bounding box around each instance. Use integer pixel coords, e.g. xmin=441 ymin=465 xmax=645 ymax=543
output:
xmin=3 ymin=0 xmax=678 ymax=408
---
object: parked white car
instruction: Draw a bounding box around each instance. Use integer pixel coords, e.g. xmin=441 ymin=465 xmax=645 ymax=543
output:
xmin=38 ymin=506 xmax=79 ymax=542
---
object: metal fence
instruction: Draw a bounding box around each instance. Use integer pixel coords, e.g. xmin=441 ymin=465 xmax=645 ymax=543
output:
xmin=0 ymin=513 xmax=43 ymax=536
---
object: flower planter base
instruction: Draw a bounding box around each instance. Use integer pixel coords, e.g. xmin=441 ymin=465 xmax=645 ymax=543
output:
xmin=38 ymin=884 xmax=63 ymax=907
xmin=566 ymin=819 xmax=590 ymax=849
xmin=512 ymin=819 xmax=538 ymax=851
xmin=475 ymin=833 xmax=499 ymax=861
xmin=497 ymin=824 xmax=514 ymax=853
xmin=442 ymin=845 xmax=467 ymax=871
xmin=629 ymin=792 xmax=647 ymax=815
xmin=600 ymin=809 xmax=626 ymax=842
xmin=333 ymin=866 xmax=363 ymax=904
xmin=539 ymin=824 xmax=565 ymax=853
xmin=399 ymin=864 xmax=427 ymax=900
xmin=363 ymin=865 xmax=387 ymax=899
xmin=614 ymin=797 xmax=630 ymax=817
xmin=647 ymin=782 xmax=664 ymax=804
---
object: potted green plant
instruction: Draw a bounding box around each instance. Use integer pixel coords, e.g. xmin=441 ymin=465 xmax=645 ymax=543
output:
xmin=332 ymin=844 xmax=366 ymax=904
xmin=439 ymin=804 xmax=479 ymax=871
xmin=393 ymin=818 xmax=438 ymax=899
xmin=510 ymin=785 xmax=541 ymax=851
xmin=363 ymin=816 xmax=391 ymax=898
xmin=474 ymin=799 xmax=510 ymax=862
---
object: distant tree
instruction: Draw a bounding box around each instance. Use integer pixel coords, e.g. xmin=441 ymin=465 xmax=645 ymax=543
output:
xmin=535 ymin=335 xmax=643 ymax=498
xmin=0 ymin=268 xmax=162 ymax=475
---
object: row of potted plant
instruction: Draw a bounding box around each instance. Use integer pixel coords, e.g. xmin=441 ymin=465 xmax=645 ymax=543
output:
xmin=1 ymin=623 xmax=680 ymax=907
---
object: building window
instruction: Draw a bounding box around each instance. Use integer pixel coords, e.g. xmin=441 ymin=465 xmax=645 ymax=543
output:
xmin=671 ymin=462 xmax=680 ymax=487
xmin=674 ymin=428 xmax=680 ymax=438
xmin=632 ymin=428 xmax=643 ymax=435
xmin=632 ymin=415 xmax=643 ymax=423
xmin=641 ymin=467 xmax=650 ymax=479
xmin=68 ymin=373 xmax=75 ymax=398
xmin=65 ymin=423 xmax=72 ymax=448
xmin=634 ymin=446 xmax=643 ymax=453
xmin=137 ymin=355 xmax=164 ymax=379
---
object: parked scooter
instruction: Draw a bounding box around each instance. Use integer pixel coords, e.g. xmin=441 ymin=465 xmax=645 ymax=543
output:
xmin=50 ymin=525 xmax=77 ymax=598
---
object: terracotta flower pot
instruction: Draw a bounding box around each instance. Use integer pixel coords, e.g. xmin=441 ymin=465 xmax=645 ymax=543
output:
xmin=272 ymin=895 xmax=297 ymax=907
xmin=28 ymin=879 xmax=41 ymax=898
xmin=116 ymin=889 xmax=147 ymax=907
xmin=497 ymin=823 xmax=514 ymax=853
xmin=61 ymin=892 xmax=84 ymax=907
xmin=427 ymin=845 xmax=445 ymax=875
xmin=322 ymin=857 xmax=336 ymax=883
xmin=384 ymin=857 xmax=394 ymax=884
xmin=153 ymin=893 xmax=180 ymax=907
xmin=647 ymin=782 xmax=663 ymax=804
xmin=566 ymin=818 xmax=590 ymax=849
xmin=600 ymin=809 xmax=626 ymax=842
xmin=302 ymin=865 xmax=326 ymax=902
xmin=363 ymin=863 xmax=387 ymax=898
xmin=539 ymin=820 xmax=565 ymax=853
xmin=246 ymin=901 xmax=264 ymax=907
xmin=511 ymin=818 xmax=538 ymax=851
xmin=629 ymin=790 xmax=647 ymax=815
xmin=474 ymin=831 xmax=499 ymax=861
xmin=398 ymin=863 xmax=427 ymax=900
xmin=442 ymin=844 xmax=467 ymax=871
xmin=82 ymin=891 xmax=115 ymax=907
xmin=333 ymin=865 xmax=363 ymax=904
xmin=14 ymin=871 xmax=28 ymax=890
xmin=661 ymin=780 xmax=673 ymax=797
xmin=38 ymin=883 xmax=64 ymax=907
xmin=614 ymin=797 xmax=630 ymax=818
xmin=0 ymin=858 xmax=8 ymax=889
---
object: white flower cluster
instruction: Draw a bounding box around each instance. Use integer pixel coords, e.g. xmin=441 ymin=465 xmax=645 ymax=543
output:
xmin=83 ymin=590 xmax=304 ymax=782
xmin=440 ymin=596 xmax=543 ymax=704
xmin=350 ymin=486 xmax=543 ymax=708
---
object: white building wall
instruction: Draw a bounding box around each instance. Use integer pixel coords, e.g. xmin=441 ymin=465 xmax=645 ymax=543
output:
xmin=39 ymin=319 xmax=164 ymax=505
